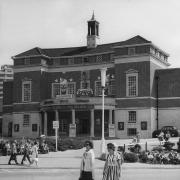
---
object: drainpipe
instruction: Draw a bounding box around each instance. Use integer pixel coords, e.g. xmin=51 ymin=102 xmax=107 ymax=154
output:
xmin=156 ymin=76 xmax=159 ymax=130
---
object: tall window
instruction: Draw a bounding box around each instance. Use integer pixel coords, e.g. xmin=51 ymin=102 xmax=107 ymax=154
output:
xmin=128 ymin=111 xmax=137 ymax=123
xmin=126 ymin=71 xmax=138 ymax=97
xmin=23 ymin=114 xmax=30 ymax=127
xmin=68 ymin=82 xmax=76 ymax=95
xmin=95 ymin=81 xmax=101 ymax=96
xmin=108 ymin=79 xmax=116 ymax=95
xmin=22 ymin=81 xmax=31 ymax=102
xmin=52 ymin=82 xmax=76 ymax=98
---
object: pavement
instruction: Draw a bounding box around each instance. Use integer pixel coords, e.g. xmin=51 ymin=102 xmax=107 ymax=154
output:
xmin=1 ymin=147 xmax=180 ymax=170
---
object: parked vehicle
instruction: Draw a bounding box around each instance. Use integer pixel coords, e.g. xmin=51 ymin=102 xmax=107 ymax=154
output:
xmin=152 ymin=126 xmax=180 ymax=138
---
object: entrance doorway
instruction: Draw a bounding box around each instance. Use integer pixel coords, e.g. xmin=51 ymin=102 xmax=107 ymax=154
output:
xmin=76 ymin=111 xmax=90 ymax=136
xmin=8 ymin=122 xmax=12 ymax=137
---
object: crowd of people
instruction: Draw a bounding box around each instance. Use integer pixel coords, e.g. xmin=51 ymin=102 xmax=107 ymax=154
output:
xmin=0 ymin=137 xmax=49 ymax=166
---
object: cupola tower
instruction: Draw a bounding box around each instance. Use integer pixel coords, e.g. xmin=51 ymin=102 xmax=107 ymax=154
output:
xmin=87 ymin=12 xmax=99 ymax=48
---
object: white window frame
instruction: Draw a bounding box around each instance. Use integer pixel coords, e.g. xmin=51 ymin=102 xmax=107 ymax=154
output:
xmin=67 ymin=82 xmax=76 ymax=95
xmin=23 ymin=114 xmax=30 ymax=127
xmin=22 ymin=80 xmax=31 ymax=102
xmin=128 ymin=111 xmax=137 ymax=123
xmin=95 ymin=80 xmax=102 ymax=96
xmin=126 ymin=72 xmax=138 ymax=97
xmin=52 ymin=82 xmax=76 ymax=98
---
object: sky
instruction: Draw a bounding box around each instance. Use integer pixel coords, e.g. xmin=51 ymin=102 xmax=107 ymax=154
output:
xmin=0 ymin=0 xmax=180 ymax=68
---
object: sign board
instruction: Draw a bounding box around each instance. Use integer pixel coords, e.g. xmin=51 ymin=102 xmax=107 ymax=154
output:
xmin=69 ymin=124 xmax=76 ymax=137
xmin=53 ymin=121 xmax=59 ymax=129
xmin=109 ymin=124 xmax=115 ymax=137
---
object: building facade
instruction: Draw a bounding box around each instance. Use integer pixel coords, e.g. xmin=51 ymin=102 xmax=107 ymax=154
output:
xmin=0 ymin=65 xmax=13 ymax=136
xmin=2 ymin=15 xmax=180 ymax=138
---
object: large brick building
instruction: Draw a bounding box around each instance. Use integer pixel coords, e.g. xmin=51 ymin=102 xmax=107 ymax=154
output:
xmin=2 ymin=14 xmax=180 ymax=138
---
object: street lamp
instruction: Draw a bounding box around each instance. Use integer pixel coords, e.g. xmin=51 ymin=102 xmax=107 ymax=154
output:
xmin=100 ymin=67 xmax=107 ymax=154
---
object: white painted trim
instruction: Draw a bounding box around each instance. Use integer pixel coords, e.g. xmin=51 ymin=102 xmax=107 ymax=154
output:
xmin=94 ymin=105 xmax=115 ymax=110
xmin=13 ymin=102 xmax=39 ymax=105
xmin=150 ymin=56 xmax=170 ymax=67
xmin=14 ymin=66 xmax=48 ymax=73
xmin=116 ymin=96 xmax=180 ymax=100
xmin=113 ymin=43 xmax=151 ymax=48
xmin=114 ymin=55 xmax=169 ymax=68
xmin=13 ymin=63 xmax=114 ymax=73
xmin=3 ymin=105 xmax=13 ymax=107
xmin=115 ymin=107 xmax=153 ymax=110
xmin=116 ymin=96 xmax=156 ymax=100
xmin=52 ymin=51 xmax=114 ymax=58
xmin=159 ymin=97 xmax=180 ymax=100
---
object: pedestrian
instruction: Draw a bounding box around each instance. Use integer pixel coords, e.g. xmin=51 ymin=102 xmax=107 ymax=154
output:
xmin=21 ymin=139 xmax=31 ymax=165
xmin=8 ymin=142 xmax=19 ymax=165
xmin=79 ymin=140 xmax=95 ymax=180
xmin=30 ymin=141 xmax=39 ymax=166
xmin=158 ymin=131 xmax=164 ymax=145
xmin=136 ymin=131 xmax=141 ymax=143
xmin=164 ymin=131 xmax=171 ymax=141
xmin=102 ymin=143 xmax=122 ymax=180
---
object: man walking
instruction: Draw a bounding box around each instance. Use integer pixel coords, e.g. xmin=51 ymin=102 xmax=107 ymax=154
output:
xmin=21 ymin=140 xmax=31 ymax=165
xmin=8 ymin=141 xmax=19 ymax=165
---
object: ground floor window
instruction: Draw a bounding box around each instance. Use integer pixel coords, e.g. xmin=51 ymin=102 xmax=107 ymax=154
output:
xmin=23 ymin=114 xmax=30 ymax=127
xmin=127 ymin=128 xmax=137 ymax=136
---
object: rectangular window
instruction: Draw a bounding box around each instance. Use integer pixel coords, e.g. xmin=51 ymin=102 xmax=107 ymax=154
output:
xmin=95 ymin=81 xmax=102 ymax=96
xmin=52 ymin=82 xmax=76 ymax=98
xmin=127 ymin=74 xmax=138 ymax=96
xmin=67 ymin=82 xmax=76 ymax=95
xmin=118 ymin=122 xmax=124 ymax=130
xmin=32 ymin=124 xmax=38 ymax=132
xmin=23 ymin=114 xmax=30 ymax=127
xmin=127 ymin=128 xmax=137 ymax=136
xmin=128 ymin=111 xmax=136 ymax=123
xmin=22 ymin=81 xmax=31 ymax=102
xmin=108 ymin=79 xmax=116 ymax=95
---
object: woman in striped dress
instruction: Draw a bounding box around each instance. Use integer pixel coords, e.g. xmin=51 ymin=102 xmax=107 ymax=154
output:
xmin=102 ymin=143 xmax=122 ymax=180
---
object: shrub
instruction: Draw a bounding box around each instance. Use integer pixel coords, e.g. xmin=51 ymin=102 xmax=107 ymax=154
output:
xmin=129 ymin=144 xmax=141 ymax=153
xmin=45 ymin=137 xmax=85 ymax=152
xmin=152 ymin=146 xmax=163 ymax=152
xmin=124 ymin=152 xmax=138 ymax=162
xmin=163 ymin=141 xmax=175 ymax=151
xmin=139 ymin=151 xmax=148 ymax=163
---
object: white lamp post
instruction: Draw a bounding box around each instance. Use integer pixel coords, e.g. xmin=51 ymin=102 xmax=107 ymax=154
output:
xmin=100 ymin=67 xmax=107 ymax=154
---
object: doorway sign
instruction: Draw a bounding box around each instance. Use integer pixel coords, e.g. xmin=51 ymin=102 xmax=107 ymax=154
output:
xmin=53 ymin=121 xmax=59 ymax=151
xmin=69 ymin=124 xmax=76 ymax=137
xmin=109 ymin=124 xmax=115 ymax=137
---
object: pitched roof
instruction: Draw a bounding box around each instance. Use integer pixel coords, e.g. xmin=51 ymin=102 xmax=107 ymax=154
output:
xmin=13 ymin=35 xmax=151 ymax=58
